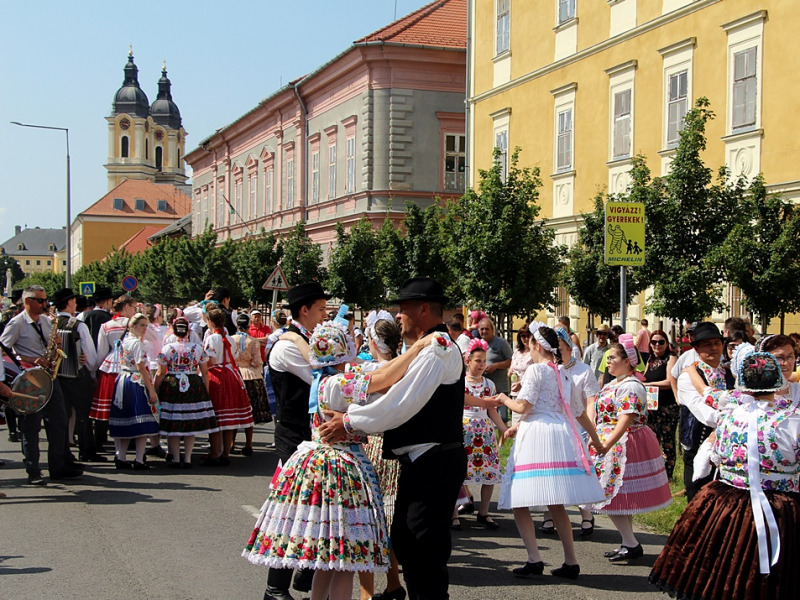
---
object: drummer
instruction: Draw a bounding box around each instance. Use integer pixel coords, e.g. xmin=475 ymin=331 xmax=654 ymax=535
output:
xmin=0 ymin=346 xmax=12 ymax=470
xmin=0 ymin=285 xmax=83 ymax=485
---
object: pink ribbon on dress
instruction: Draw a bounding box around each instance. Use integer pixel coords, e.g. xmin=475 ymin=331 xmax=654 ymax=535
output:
xmin=549 ymin=361 xmax=592 ymax=475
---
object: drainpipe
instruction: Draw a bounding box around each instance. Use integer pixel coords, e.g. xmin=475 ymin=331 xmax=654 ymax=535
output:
xmin=464 ymin=0 xmax=473 ymax=190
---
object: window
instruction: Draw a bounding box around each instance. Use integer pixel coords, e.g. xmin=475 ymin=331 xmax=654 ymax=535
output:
xmin=345 ymin=137 xmax=355 ymax=194
xmin=235 ymin=179 xmax=243 ymax=222
xmin=121 ymin=136 xmax=129 ymax=158
xmin=556 ymin=108 xmax=573 ymax=172
xmin=328 ymin=144 xmax=337 ymax=199
xmin=265 ymin=167 xmax=273 ymax=214
xmin=157 ymin=199 xmax=168 ymax=212
xmin=732 ymin=47 xmax=757 ymax=130
xmin=286 ymin=158 xmax=294 ymax=208
xmin=36 ymin=260 xmax=41 ymax=266
xmin=17 ymin=243 xmax=25 ymax=251
xmin=145 ymin=139 xmax=149 ymax=160
xmin=25 ymin=260 xmax=30 ymax=266
xmin=155 ymin=146 xmax=163 ymax=171
xmin=495 ymin=130 xmax=508 ymax=181
xmin=311 ymin=150 xmax=320 ymax=203
xmin=48 ymin=243 xmax=56 ymax=251
xmin=113 ymin=197 xmax=124 ymax=210
xmin=496 ymin=0 xmax=510 ymax=55
xmin=666 ymin=70 xmax=688 ymax=146
xmin=613 ymin=89 xmax=632 ymax=159
xmin=249 ymin=173 xmax=257 ymax=218
xmin=216 ymin=182 xmax=225 ymax=227
xmin=558 ymin=0 xmax=575 ymax=24
xmin=444 ymin=134 xmax=466 ymax=190
xmin=62 ymin=260 xmax=66 ymax=266
xmin=135 ymin=198 xmax=146 ymax=211
xmin=47 ymin=260 xmax=51 ymax=266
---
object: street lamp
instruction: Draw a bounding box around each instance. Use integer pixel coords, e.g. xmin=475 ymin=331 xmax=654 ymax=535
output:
xmin=10 ymin=121 xmax=72 ymax=288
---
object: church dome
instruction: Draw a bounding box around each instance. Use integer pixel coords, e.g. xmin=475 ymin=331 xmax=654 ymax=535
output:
xmin=150 ymin=63 xmax=182 ymax=129
xmin=112 ymin=50 xmax=150 ymax=118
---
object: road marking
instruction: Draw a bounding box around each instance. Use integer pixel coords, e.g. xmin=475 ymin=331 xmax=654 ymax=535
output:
xmin=241 ymin=504 xmax=261 ymax=518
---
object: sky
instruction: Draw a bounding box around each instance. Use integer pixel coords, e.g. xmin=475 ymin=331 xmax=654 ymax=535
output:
xmin=0 ymin=0 xmax=433 ymax=246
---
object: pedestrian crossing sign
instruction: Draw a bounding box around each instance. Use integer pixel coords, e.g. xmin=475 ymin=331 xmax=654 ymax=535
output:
xmin=262 ymin=266 xmax=289 ymax=291
xmin=604 ymin=201 xmax=645 ymax=266
xmin=79 ymin=281 xmax=96 ymax=296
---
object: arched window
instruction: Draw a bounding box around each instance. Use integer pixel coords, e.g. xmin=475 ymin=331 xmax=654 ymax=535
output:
xmin=155 ymin=146 xmax=163 ymax=171
xmin=121 ymin=135 xmax=129 ymax=158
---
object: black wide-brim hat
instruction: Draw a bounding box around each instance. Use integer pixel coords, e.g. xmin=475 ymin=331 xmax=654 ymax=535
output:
xmin=10 ymin=288 xmax=23 ymax=303
xmin=691 ymin=322 xmax=724 ymax=344
xmin=389 ymin=277 xmax=449 ymax=305
xmin=92 ymin=285 xmax=114 ymax=301
xmin=53 ymin=287 xmax=77 ymax=306
xmin=283 ymin=281 xmax=331 ymax=310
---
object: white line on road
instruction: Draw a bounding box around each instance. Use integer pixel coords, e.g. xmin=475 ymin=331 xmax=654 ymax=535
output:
xmin=241 ymin=504 xmax=261 ymax=518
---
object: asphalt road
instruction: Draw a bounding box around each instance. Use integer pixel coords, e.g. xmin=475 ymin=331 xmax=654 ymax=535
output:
xmin=0 ymin=423 xmax=669 ymax=600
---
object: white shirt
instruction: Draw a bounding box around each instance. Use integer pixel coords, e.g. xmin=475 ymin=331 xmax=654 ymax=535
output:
xmin=671 ymin=348 xmax=699 ymax=379
xmin=677 ymin=367 xmax=721 ymax=428
xmin=56 ymin=311 xmax=98 ymax=373
xmin=347 ymin=332 xmax=463 ymax=461
xmin=268 ymin=338 xmax=313 ymax=385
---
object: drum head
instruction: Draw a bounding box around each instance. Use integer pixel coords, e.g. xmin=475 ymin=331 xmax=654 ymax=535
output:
xmin=9 ymin=367 xmax=53 ymax=414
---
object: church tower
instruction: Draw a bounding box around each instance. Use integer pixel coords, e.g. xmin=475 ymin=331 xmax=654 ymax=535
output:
xmin=104 ymin=48 xmax=187 ymax=190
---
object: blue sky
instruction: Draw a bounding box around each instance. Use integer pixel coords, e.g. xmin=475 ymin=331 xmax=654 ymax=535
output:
xmin=0 ymin=0 xmax=431 ymax=246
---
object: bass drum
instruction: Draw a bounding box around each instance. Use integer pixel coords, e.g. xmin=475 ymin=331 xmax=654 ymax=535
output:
xmin=7 ymin=366 xmax=53 ymax=414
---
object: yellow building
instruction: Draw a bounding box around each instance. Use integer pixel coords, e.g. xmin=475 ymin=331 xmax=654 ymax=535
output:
xmin=469 ymin=0 xmax=800 ymax=335
xmin=0 ymin=226 xmax=67 ymax=276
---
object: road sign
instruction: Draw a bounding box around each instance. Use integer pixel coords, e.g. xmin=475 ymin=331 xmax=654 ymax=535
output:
xmin=604 ymin=201 xmax=645 ymax=266
xmin=79 ymin=281 xmax=95 ymax=296
xmin=121 ymin=275 xmax=138 ymax=292
xmin=262 ymin=266 xmax=289 ymax=291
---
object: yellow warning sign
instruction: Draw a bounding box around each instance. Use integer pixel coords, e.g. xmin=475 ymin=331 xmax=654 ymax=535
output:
xmin=604 ymin=201 xmax=645 ymax=266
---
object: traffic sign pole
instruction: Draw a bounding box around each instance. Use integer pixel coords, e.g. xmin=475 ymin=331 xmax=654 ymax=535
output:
xmin=620 ymin=266 xmax=627 ymax=328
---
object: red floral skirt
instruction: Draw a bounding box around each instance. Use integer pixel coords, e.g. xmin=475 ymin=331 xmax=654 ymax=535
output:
xmin=208 ymin=365 xmax=254 ymax=431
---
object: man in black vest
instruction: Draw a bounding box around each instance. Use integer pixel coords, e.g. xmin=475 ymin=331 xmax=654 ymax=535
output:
xmin=676 ymin=321 xmax=732 ymax=501
xmin=320 ymin=278 xmax=467 ymax=600
xmin=83 ymin=286 xmax=114 ymax=346
xmin=53 ymin=288 xmax=103 ymax=463
xmin=264 ymin=281 xmax=329 ymax=600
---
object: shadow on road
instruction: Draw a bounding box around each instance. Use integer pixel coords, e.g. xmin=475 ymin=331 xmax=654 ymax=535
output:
xmin=0 ymin=555 xmax=52 ymax=576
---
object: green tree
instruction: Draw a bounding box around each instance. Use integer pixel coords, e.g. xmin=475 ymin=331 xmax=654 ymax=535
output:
xmin=280 ymin=221 xmax=326 ymax=287
xmin=0 ymin=256 xmax=25 ymax=292
xmin=231 ymin=230 xmax=283 ymax=305
xmin=643 ymin=97 xmax=744 ymax=323
xmin=714 ymin=177 xmax=800 ymax=333
xmin=135 ymin=238 xmax=180 ymax=305
xmin=326 ymin=217 xmax=385 ymax=309
xmin=447 ymin=148 xmax=564 ymax=320
xmin=169 ymin=228 xmax=223 ymax=303
xmin=20 ymin=271 xmax=66 ymax=297
xmin=375 ymin=215 xmax=406 ymax=297
xmin=72 ymin=248 xmax=136 ymax=296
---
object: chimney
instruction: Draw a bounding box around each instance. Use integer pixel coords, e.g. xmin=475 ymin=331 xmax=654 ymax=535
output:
xmin=15 ymin=225 xmax=21 ymax=235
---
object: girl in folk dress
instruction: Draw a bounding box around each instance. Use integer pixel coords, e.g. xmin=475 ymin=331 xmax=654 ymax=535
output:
xmin=153 ymin=317 xmax=218 ymax=468
xmin=203 ymin=308 xmax=254 ymax=465
xmin=243 ymin=320 xmax=436 ymax=600
xmin=650 ymin=351 xmax=800 ymax=600
xmin=453 ymin=338 xmax=507 ymax=530
xmin=232 ymin=313 xmax=272 ymax=427
xmin=108 ymin=314 xmax=160 ymax=470
xmin=495 ymin=325 xmax=606 ymax=580
xmin=587 ymin=341 xmax=672 ymax=563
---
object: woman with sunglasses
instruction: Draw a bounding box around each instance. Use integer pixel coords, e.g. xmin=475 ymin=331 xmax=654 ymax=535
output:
xmin=643 ymin=331 xmax=679 ymax=480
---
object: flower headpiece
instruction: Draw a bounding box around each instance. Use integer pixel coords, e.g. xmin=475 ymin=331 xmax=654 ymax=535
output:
xmin=736 ymin=351 xmax=785 ymax=394
xmin=618 ymin=333 xmax=638 ymax=367
xmin=469 ymin=310 xmax=488 ymax=323
xmin=466 ymin=338 xmax=488 ymax=356
xmin=730 ymin=342 xmax=755 ymax=378
xmin=308 ymin=305 xmax=356 ymax=368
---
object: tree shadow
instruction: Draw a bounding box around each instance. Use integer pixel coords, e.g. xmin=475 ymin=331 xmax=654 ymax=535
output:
xmin=0 ymin=556 xmax=53 ymax=576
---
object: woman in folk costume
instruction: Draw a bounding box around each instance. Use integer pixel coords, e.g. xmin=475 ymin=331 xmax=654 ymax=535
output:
xmin=232 ymin=312 xmax=272 ymax=428
xmin=90 ymin=295 xmax=137 ymax=437
xmin=650 ymin=350 xmax=800 ymax=600
xmin=586 ymin=338 xmax=671 ymax=563
xmin=108 ymin=313 xmax=160 ymax=470
xmin=495 ymin=324 xmax=606 ymax=580
xmin=203 ymin=308 xmax=254 ymax=465
xmin=153 ymin=317 xmax=218 ymax=468
xmin=243 ymin=311 xmax=437 ymax=600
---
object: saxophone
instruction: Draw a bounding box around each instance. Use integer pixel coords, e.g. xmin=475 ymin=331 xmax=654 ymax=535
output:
xmin=44 ymin=306 xmax=67 ymax=380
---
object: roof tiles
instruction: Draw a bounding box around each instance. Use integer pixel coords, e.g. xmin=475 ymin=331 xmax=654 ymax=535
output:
xmin=80 ymin=179 xmax=192 ymax=218
xmin=355 ymin=0 xmax=466 ymax=49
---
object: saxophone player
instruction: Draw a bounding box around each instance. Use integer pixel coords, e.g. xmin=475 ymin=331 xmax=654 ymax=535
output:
xmin=0 ymin=285 xmax=83 ymax=485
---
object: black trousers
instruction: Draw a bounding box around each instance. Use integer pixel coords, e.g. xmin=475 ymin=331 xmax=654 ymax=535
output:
xmin=683 ymin=445 xmax=715 ymax=502
xmin=267 ymin=420 xmax=313 ymax=594
xmin=21 ymin=380 xmax=70 ymax=475
xmin=392 ymin=445 xmax=467 ymax=600
xmin=59 ymin=369 xmax=95 ymax=458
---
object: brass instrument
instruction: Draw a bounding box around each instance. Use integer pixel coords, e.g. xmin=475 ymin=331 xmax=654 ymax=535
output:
xmin=44 ymin=306 xmax=67 ymax=380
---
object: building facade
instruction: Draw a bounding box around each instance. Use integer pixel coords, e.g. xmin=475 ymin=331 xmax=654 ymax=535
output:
xmin=469 ymin=0 xmax=800 ymax=333
xmin=0 ymin=226 xmax=67 ymax=276
xmin=185 ymin=0 xmax=467 ymax=254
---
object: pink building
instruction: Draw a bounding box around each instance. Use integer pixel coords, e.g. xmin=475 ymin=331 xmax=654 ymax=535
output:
xmin=184 ymin=0 xmax=466 ymax=254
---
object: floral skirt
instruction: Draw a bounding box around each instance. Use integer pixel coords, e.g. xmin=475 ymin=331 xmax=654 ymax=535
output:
xmin=108 ymin=373 xmax=159 ymax=439
xmin=89 ymin=370 xmax=118 ymax=421
xmin=243 ymin=377 xmax=272 ymax=424
xmin=463 ymin=414 xmax=502 ymax=485
xmin=208 ymin=365 xmax=254 ymax=431
xmin=364 ymin=434 xmax=400 ymax=528
xmin=650 ymin=481 xmax=800 ymax=600
xmin=243 ymin=440 xmax=390 ymax=573
xmin=158 ymin=374 xmax=219 ymax=436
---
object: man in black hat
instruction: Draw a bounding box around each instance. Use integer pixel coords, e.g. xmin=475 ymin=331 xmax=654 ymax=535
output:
xmin=53 ymin=288 xmax=103 ymax=463
xmin=83 ymin=286 xmax=114 ymax=346
xmin=320 ymin=277 xmax=468 ymax=600
xmin=264 ymin=281 xmax=329 ymax=600
xmin=676 ymin=321 xmax=733 ymax=500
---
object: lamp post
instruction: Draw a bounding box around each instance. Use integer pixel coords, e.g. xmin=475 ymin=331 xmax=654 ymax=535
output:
xmin=10 ymin=121 xmax=72 ymax=288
